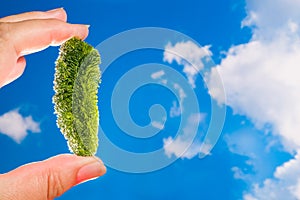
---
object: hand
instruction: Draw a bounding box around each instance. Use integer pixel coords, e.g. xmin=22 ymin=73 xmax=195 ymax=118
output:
xmin=0 ymin=8 xmax=89 ymax=87
xmin=0 ymin=154 xmax=106 ymax=200
xmin=0 ymin=9 xmax=106 ymax=199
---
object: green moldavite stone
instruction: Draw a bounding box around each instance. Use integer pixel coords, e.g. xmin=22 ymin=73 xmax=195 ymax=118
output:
xmin=53 ymin=37 xmax=101 ymax=156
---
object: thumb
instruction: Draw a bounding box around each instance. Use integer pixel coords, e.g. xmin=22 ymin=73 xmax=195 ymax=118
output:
xmin=0 ymin=154 xmax=106 ymax=200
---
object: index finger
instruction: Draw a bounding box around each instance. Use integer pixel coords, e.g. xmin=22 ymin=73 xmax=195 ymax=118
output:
xmin=0 ymin=8 xmax=67 ymax=23
xmin=3 ymin=19 xmax=89 ymax=56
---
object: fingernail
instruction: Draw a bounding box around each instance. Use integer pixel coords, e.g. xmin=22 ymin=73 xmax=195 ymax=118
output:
xmin=46 ymin=7 xmax=64 ymax=14
xmin=84 ymin=24 xmax=91 ymax=29
xmin=76 ymin=160 xmax=106 ymax=184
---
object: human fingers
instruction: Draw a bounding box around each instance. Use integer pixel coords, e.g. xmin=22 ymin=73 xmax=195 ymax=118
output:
xmin=0 ymin=8 xmax=67 ymax=23
xmin=2 ymin=19 xmax=89 ymax=57
xmin=0 ymin=18 xmax=89 ymax=88
xmin=0 ymin=154 xmax=106 ymax=200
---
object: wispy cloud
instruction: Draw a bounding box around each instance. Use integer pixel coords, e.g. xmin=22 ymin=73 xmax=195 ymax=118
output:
xmin=173 ymin=83 xmax=186 ymax=103
xmin=151 ymin=120 xmax=165 ymax=130
xmin=169 ymin=101 xmax=181 ymax=118
xmin=150 ymin=70 xmax=167 ymax=85
xmin=163 ymin=41 xmax=212 ymax=88
xmin=151 ymin=70 xmax=165 ymax=79
xmin=163 ymin=113 xmax=207 ymax=159
xmin=205 ymin=0 xmax=300 ymax=198
xmin=150 ymin=70 xmax=186 ymax=118
xmin=225 ymin=128 xmax=283 ymax=184
xmin=244 ymin=151 xmax=300 ymax=200
xmin=0 ymin=109 xmax=40 ymax=143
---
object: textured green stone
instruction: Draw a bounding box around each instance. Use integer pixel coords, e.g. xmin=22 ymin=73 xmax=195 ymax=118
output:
xmin=53 ymin=37 xmax=101 ymax=156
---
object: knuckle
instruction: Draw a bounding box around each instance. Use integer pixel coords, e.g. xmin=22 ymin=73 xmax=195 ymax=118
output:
xmin=46 ymin=171 xmax=65 ymax=199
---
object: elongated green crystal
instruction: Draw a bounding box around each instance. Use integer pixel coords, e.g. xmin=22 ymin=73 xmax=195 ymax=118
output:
xmin=53 ymin=37 xmax=101 ymax=156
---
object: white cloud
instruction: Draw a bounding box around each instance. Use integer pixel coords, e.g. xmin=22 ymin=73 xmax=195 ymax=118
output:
xmin=163 ymin=113 xmax=207 ymax=159
xmin=0 ymin=110 xmax=40 ymax=143
xmin=205 ymin=0 xmax=300 ymax=198
xmin=151 ymin=120 xmax=165 ymax=130
xmin=169 ymin=101 xmax=181 ymax=118
xmin=151 ymin=70 xmax=165 ymax=79
xmin=173 ymin=83 xmax=186 ymax=103
xmin=161 ymin=42 xmax=210 ymax=157
xmin=164 ymin=41 xmax=212 ymax=88
xmin=244 ymin=152 xmax=300 ymax=200
xmin=206 ymin=0 xmax=300 ymax=151
xmin=242 ymin=0 xmax=300 ymax=41
xmin=150 ymin=70 xmax=168 ymax=85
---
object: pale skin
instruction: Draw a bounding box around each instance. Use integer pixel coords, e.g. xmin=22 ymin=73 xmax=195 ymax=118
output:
xmin=0 ymin=8 xmax=106 ymax=199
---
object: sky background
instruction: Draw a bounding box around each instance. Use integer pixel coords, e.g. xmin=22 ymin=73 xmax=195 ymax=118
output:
xmin=0 ymin=0 xmax=300 ymax=199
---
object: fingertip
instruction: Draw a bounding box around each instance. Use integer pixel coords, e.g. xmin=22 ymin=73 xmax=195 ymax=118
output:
xmin=82 ymin=25 xmax=90 ymax=40
xmin=76 ymin=157 xmax=106 ymax=185
xmin=72 ymin=24 xmax=90 ymax=40
xmin=46 ymin=7 xmax=67 ymax=22
xmin=46 ymin=7 xmax=65 ymax=13
xmin=92 ymin=156 xmax=107 ymax=175
xmin=58 ymin=8 xmax=67 ymax=22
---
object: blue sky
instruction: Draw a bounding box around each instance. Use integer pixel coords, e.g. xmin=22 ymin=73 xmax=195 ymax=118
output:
xmin=1 ymin=0 xmax=300 ymax=199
